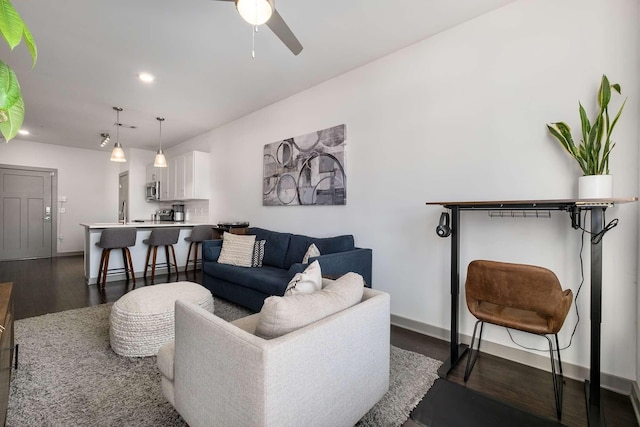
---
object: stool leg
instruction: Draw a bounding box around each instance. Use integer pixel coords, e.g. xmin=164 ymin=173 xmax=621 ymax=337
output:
xmin=125 ymin=247 xmax=136 ymax=285
xmin=151 ymin=246 xmax=158 ymax=283
xmin=97 ymin=249 xmax=107 ymax=286
xmin=101 ymin=249 xmax=111 ymax=290
xmin=144 ymin=245 xmax=152 ymax=278
xmin=185 ymin=242 xmax=193 ymax=273
xmin=121 ymin=248 xmax=129 ymax=281
xmin=170 ymin=245 xmax=179 ymax=280
xmin=164 ymin=245 xmax=171 ymax=276
xmin=194 ymin=242 xmax=200 ymax=272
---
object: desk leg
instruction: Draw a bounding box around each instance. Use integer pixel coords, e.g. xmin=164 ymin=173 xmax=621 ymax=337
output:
xmin=437 ymin=206 xmax=468 ymax=377
xmin=586 ymin=207 xmax=605 ymax=426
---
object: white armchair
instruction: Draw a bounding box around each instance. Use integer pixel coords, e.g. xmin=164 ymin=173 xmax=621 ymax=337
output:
xmin=157 ymin=285 xmax=390 ymax=427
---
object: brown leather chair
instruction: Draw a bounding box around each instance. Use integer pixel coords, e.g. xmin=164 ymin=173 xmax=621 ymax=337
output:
xmin=464 ymin=260 xmax=573 ymax=420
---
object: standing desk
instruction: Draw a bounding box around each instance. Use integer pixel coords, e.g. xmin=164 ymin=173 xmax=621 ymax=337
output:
xmin=422 ymin=198 xmax=637 ymax=427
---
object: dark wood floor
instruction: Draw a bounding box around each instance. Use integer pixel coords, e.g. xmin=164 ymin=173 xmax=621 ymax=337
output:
xmin=0 ymin=255 xmax=636 ymax=427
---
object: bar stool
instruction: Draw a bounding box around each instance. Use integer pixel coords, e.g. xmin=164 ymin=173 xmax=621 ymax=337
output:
xmin=143 ymin=228 xmax=180 ymax=283
xmin=96 ymin=228 xmax=137 ymax=290
xmin=184 ymin=225 xmax=215 ymax=272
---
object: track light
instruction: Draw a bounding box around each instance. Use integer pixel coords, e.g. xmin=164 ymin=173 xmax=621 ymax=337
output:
xmin=99 ymin=133 xmax=110 ymax=147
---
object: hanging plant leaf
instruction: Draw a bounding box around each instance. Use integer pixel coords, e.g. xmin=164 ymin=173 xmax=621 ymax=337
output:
xmin=23 ymin=24 xmax=36 ymax=66
xmin=0 ymin=92 xmax=23 ymax=141
xmin=0 ymin=59 xmax=20 ymax=111
xmin=0 ymin=0 xmax=24 ymax=49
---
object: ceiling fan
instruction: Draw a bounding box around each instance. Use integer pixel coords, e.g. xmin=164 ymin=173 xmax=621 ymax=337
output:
xmin=214 ymin=0 xmax=303 ymax=55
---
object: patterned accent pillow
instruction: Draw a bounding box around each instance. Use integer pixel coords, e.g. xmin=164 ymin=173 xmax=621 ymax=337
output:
xmin=302 ymin=243 xmax=321 ymax=264
xmin=217 ymin=232 xmax=256 ymax=267
xmin=252 ymin=240 xmax=266 ymax=267
xmin=285 ymin=260 xmax=322 ymax=295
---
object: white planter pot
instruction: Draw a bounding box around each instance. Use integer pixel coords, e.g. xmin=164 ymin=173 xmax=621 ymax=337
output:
xmin=578 ymin=175 xmax=613 ymax=199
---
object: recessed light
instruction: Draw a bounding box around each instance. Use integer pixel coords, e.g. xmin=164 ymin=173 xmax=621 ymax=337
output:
xmin=18 ymin=129 xmax=29 ymax=135
xmin=137 ymin=72 xmax=155 ymax=83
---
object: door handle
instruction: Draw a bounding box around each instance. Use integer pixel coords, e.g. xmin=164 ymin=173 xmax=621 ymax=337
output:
xmin=44 ymin=206 xmax=51 ymax=221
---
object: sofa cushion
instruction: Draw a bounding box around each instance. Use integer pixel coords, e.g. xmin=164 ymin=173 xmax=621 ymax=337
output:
xmin=285 ymin=260 xmax=322 ymax=295
xmin=252 ymin=240 xmax=266 ymax=267
xmin=218 ymin=233 xmax=256 ymax=267
xmin=249 ymin=228 xmax=292 ymax=269
xmin=203 ymin=261 xmax=292 ymax=296
xmin=283 ymin=233 xmax=355 ymax=268
xmin=255 ymin=272 xmax=365 ymax=339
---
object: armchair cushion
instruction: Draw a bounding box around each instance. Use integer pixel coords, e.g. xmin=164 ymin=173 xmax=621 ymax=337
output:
xmin=256 ymin=272 xmax=365 ymax=339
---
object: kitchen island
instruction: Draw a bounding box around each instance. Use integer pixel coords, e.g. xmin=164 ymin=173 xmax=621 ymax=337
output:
xmin=80 ymin=222 xmax=211 ymax=285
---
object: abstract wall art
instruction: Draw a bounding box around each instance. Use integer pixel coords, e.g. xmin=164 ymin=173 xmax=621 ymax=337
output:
xmin=263 ymin=124 xmax=346 ymax=206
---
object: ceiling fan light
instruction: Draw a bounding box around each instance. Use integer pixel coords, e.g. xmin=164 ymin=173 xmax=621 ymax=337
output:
xmin=236 ymin=0 xmax=272 ymax=25
xmin=154 ymin=149 xmax=167 ymax=168
xmin=110 ymin=142 xmax=127 ymax=162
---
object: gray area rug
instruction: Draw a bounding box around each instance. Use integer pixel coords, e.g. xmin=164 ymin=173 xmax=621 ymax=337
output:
xmin=8 ymin=299 xmax=440 ymax=427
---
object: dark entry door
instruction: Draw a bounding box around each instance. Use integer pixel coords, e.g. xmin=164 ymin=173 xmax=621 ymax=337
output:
xmin=0 ymin=167 xmax=54 ymax=260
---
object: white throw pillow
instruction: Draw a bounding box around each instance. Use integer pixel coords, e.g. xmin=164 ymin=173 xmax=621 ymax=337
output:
xmin=285 ymin=260 xmax=322 ymax=295
xmin=302 ymin=243 xmax=321 ymax=264
xmin=217 ymin=232 xmax=256 ymax=267
xmin=256 ymin=272 xmax=365 ymax=339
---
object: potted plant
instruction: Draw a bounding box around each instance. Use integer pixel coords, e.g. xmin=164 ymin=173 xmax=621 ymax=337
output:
xmin=0 ymin=0 xmax=37 ymax=142
xmin=547 ymin=74 xmax=626 ymax=199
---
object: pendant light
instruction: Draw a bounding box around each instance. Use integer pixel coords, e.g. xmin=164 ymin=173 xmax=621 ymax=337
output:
xmin=153 ymin=117 xmax=167 ymax=168
xmin=110 ymin=107 xmax=126 ymax=162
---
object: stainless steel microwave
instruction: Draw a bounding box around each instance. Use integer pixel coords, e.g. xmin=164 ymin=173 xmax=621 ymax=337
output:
xmin=146 ymin=181 xmax=160 ymax=201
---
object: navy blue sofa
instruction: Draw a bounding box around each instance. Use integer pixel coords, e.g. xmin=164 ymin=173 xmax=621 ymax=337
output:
xmin=202 ymin=227 xmax=372 ymax=312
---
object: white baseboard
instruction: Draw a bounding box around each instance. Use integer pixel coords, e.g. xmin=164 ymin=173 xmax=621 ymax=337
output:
xmin=631 ymin=381 xmax=640 ymax=424
xmin=391 ymin=314 xmax=633 ymax=395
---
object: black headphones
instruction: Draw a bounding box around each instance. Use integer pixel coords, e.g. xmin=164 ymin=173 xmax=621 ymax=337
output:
xmin=436 ymin=212 xmax=451 ymax=238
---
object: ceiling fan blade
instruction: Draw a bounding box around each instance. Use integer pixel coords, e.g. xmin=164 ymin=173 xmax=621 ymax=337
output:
xmin=266 ymin=9 xmax=303 ymax=55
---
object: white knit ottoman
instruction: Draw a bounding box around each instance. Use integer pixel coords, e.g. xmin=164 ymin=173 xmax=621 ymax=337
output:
xmin=110 ymin=281 xmax=214 ymax=357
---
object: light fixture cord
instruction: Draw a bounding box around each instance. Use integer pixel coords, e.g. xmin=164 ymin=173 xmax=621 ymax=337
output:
xmin=116 ymin=109 xmax=120 ymax=144
xmin=251 ymin=0 xmax=258 ymax=58
xmin=159 ymin=118 xmax=162 ymax=150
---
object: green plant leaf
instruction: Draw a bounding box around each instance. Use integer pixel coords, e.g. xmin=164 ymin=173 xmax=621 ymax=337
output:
xmin=598 ymin=75 xmax=611 ymax=109
xmin=611 ymin=83 xmax=621 ymax=94
xmin=0 ymin=60 xmax=20 ymax=110
xmin=578 ymin=103 xmax=591 ymax=143
xmin=0 ymin=0 xmax=24 ymax=49
xmin=22 ymin=24 xmax=36 ymax=66
xmin=0 ymin=93 xmax=23 ymax=141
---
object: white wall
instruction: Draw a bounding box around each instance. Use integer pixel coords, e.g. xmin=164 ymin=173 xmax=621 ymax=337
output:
xmin=171 ymin=0 xmax=640 ymax=380
xmin=0 ymin=140 xmax=121 ymax=253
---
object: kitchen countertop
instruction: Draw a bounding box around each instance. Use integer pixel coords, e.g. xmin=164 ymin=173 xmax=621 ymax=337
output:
xmin=80 ymin=221 xmax=208 ymax=229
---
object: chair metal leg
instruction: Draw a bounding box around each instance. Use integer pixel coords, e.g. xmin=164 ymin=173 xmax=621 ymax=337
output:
xmin=545 ymin=334 xmax=563 ymax=420
xmin=164 ymin=245 xmax=170 ymax=276
xmin=464 ymin=320 xmax=484 ymax=382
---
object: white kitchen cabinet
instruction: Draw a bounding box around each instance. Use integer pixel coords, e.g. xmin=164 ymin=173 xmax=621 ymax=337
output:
xmin=166 ymin=151 xmax=210 ymax=201
xmin=157 ymin=167 xmax=169 ymax=200
xmin=146 ymin=164 xmax=169 ymax=200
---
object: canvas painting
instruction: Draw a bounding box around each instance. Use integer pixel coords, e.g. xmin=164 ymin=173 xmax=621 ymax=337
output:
xmin=263 ymin=124 xmax=346 ymax=206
